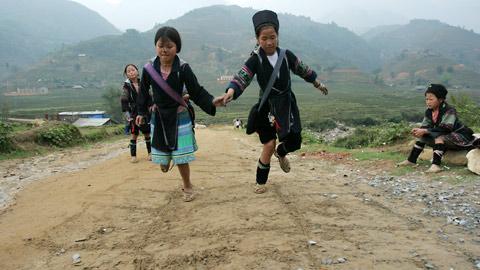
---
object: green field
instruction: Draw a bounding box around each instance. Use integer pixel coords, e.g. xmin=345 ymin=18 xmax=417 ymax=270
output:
xmin=3 ymin=80 xmax=479 ymax=127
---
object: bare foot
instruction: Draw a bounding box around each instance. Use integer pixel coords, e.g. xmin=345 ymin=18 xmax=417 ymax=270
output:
xmin=396 ymin=160 xmax=417 ymax=167
xmin=426 ymin=164 xmax=442 ymax=173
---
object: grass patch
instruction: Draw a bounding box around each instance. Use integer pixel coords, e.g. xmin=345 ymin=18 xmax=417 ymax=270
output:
xmin=350 ymin=149 xmax=405 ymax=161
xmin=0 ymin=123 xmax=126 ymax=161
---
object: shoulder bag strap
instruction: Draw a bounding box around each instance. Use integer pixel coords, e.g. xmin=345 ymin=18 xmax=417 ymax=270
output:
xmin=143 ymin=62 xmax=187 ymax=108
xmin=258 ymin=48 xmax=286 ymax=111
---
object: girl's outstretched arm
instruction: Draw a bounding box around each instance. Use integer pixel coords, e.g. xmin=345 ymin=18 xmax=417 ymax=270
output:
xmin=183 ymin=64 xmax=217 ymax=116
xmin=287 ymin=50 xmax=328 ymax=95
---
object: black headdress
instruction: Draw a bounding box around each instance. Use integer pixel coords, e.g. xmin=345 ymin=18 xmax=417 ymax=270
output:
xmin=252 ymin=10 xmax=279 ymax=35
xmin=425 ymin=84 xmax=448 ymax=99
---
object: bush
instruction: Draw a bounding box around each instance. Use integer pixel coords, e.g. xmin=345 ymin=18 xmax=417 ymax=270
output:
xmin=36 ymin=122 xmax=82 ymax=147
xmin=450 ymin=94 xmax=480 ymax=130
xmin=302 ymin=130 xmax=323 ymax=145
xmin=334 ymin=122 xmax=411 ymax=149
xmin=305 ymin=118 xmax=337 ymax=131
xmin=0 ymin=121 xmax=15 ymax=153
xmin=83 ymin=126 xmax=124 ymax=142
xmin=345 ymin=117 xmax=379 ymax=127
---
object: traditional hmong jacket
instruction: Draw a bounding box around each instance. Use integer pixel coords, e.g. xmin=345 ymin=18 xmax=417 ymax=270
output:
xmin=120 ymin=79 xmax=149 ymax=119
xmin=421 ymin=102 xmax=473 ymax=138
xmin=227 ymin=47 xmax=318 ymax=140
xmin=137 ymin=55 xmax=216 ymax=151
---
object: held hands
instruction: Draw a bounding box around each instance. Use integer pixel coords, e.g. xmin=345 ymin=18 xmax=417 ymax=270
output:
xmin=314 ymin=79 xmax=328 ymax=95
xmin=212 ymin=95 xmax=226 ymax=107
xmin=212 ymin=88 xmax=235 ymax=107
xmin=223 ymin=88 xmax=235 ymax=105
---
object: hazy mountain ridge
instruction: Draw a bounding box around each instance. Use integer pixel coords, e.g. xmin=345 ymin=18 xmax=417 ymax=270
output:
xmin=365 ymin=19 xmax=480 ymax=71
xmin=2 ymin=5 xmax=381 ymax=89
xmin=2 ymin=4 xmax=480 ymax=90
xmin=0 ymin=0 xmax=120 ymax=79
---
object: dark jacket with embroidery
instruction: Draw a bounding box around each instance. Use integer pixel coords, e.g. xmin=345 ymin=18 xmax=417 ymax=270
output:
xmin=121 ymin=79 xmax=150 ymax=119
xmin=227 ymin=47 xmax=317 ymax=140
xmin=137 ymin=55 xmax=216 ymax=151
xmin=421 ymin=102 xmax=473 ymax=139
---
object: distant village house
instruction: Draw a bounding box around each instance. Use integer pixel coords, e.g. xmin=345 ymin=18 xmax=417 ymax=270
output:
xmin=58 ymin=110 xmax=114 ymax=127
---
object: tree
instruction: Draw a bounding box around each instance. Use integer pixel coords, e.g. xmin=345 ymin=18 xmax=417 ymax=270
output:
xmin=450 ymin=94 xmax=480 ymax=128
xmin=102 ymin=85 xmax=122 ymax=122
xmin=0 ymin=102 xmax=9 ymax=121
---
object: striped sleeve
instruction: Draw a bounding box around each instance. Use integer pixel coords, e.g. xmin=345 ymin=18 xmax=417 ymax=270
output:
xmin=286 ymin=50 xmax=317 ymax=83
xmin=227 ymin=55 xmax=257 ymax=99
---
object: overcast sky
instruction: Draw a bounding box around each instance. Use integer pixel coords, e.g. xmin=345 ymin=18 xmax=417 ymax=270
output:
xmin=70 ymin=0 xmax=480 ymax=34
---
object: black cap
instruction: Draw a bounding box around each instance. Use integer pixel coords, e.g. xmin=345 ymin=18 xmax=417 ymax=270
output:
xmin=425 ymin=84 xmax=448 ymax=99
xmin=252 ymin=10 xmax=279 ymax=35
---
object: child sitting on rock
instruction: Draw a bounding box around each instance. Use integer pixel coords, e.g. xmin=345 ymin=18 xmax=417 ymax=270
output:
xmin=398 ymin=84 xmax=477 ymax=173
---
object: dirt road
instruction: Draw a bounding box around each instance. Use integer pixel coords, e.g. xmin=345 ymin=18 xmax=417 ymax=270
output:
xmin=0 ymin=127 xmax=478 ymax=269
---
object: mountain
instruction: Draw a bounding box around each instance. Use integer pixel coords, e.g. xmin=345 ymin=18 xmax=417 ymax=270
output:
xmin=4 ymin=5 xmax=379 ymax=90
xmin=361 ymin=25 xmax=402 ymax=41
xmin=5 ymin=6 xmax=480 ymax=91
xmin=364 ymin=19 xmax=480 ymax=72
xmin=0 ymin=0 xmax=120 ymax=78
xmin=379 ymin=51 xmax=480 ymax=88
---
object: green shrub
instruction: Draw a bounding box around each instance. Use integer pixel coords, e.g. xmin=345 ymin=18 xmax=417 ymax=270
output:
xmin=83 ymin=125 xmax=124 ymax=142
xmin=305 ymin=118 xmax=337 ymax=131
xmin=345 ymin=117 xmax=379 ymax=127
xmin=36 ymin=122 xmax=82 ymax=147
xmin=450 ymin=94 xmax=480 ymax=130
xmin=0 ymin=121 xmax=15 ymax=153
xmin=302 ymin=130 xmax=323 ymax=145
xmin=334 ymin=122 xmax=411 ymax=149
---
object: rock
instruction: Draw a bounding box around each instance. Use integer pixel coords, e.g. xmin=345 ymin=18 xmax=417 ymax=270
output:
xmin=307 ymin=240 xmax=317 ymax=246
xmin=466 ymin=149 xmax=480 ymax=175
xmin=321 ymin=258 xmax=333 ymax=265
xmin=419 ymin=149 xmax=468 ymax=165
xmin=72 ymin=253 xmax=81 ymax=264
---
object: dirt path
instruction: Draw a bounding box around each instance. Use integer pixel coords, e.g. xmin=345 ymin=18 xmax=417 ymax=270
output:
xmin=0 ymin=127 xmax=478 ymax=270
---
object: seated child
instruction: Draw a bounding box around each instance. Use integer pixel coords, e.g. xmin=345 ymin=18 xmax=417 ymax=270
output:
xmin=398 ymin=84 xmax=477 ymax=173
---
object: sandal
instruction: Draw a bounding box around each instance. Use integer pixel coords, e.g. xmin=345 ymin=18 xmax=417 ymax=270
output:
xmin=254 ymin=184 xmax=267 ymax=194
xmin=182 ymin=188 xmax=195 ymax=202
xmin=160 ymin=160 xmax=173 ymax=173
xmin=274 ymin=151 xmax=290 ymax=173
